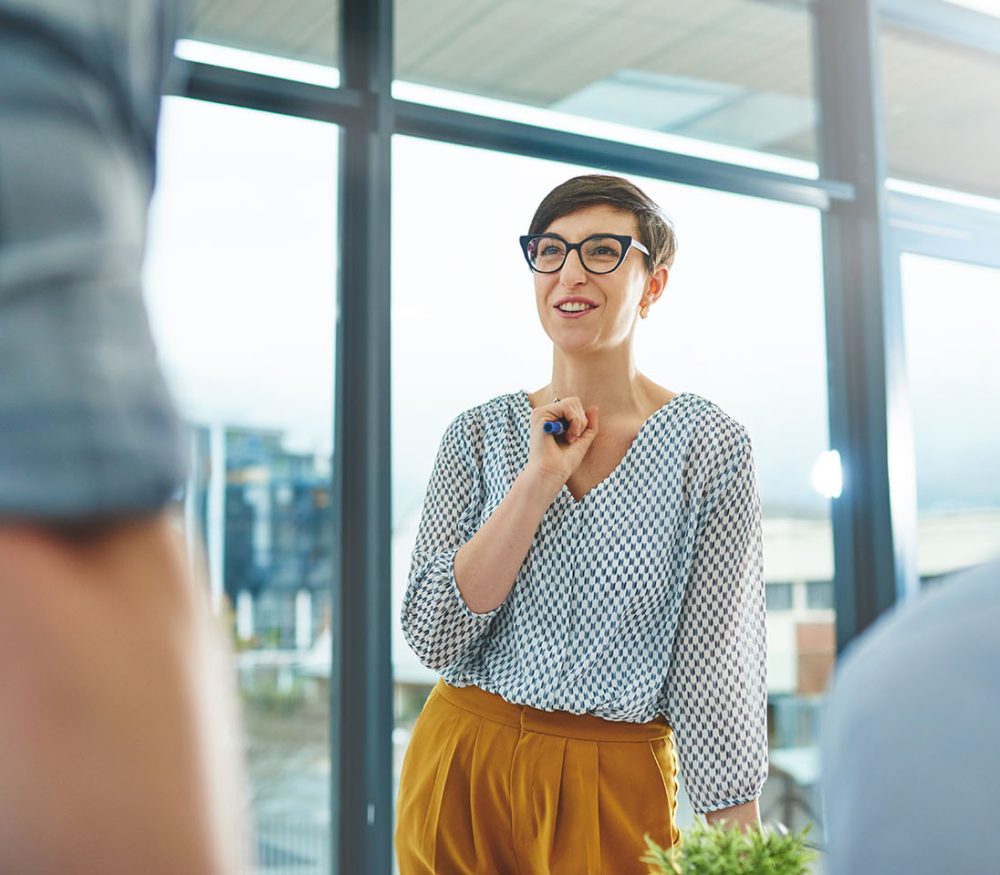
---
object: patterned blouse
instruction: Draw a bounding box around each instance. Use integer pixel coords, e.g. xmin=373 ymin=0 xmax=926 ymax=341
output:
xmin=401 ymin=389 xmax=768 ymax=815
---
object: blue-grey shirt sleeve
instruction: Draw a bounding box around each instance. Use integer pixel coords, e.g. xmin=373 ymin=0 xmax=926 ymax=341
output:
xmin=0 ymin=0 xmax=190 ymax=520
xmin=401 ymin=411 xmax=503 ymax=672
xmin=661 ymin=430 xmax=769 ymax=815
xmin=821 ymin=558 xmax=1000 ymax=875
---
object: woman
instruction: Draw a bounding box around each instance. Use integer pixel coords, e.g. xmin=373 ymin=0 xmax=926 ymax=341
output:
xmin=396 ymin=174 xmax=768 ymax=874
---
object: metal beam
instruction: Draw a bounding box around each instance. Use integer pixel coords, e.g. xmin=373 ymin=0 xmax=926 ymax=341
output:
xmin=889 ymin=191 xmax=1000 ymax=269
xmin=393 ymin=98 xmax=854 ymax=212
xmin=332 ymin=0 xmax=393 ymax=870
xmin=171 ymin=59 xmax=365 ymax=124
xmin=814 ymin=0 xmax=919 ymax=656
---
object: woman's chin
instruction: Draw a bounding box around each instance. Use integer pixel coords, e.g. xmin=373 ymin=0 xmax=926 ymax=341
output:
xmin=545 ymin=334 xmax=612 ymax=355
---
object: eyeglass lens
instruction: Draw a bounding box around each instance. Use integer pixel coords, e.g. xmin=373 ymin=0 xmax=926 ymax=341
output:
xmin=528 ymin=236 xmax=624 ymax=273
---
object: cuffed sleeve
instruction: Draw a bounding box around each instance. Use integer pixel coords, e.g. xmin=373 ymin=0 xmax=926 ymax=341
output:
xmin=661 ymin=431 xmax=769 ymax=815
xmin=0 ymin=0 xmax=189 ymax=520
xmin=401 ymin=412 xmax=501 ymax=672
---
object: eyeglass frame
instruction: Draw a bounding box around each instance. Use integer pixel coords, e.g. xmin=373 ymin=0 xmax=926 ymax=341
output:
xmin=518 ymin=232 xmax=650 ymax=274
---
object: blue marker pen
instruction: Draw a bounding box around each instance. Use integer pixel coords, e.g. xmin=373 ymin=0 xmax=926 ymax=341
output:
xmin=543 ymin=418 xmax=570 ymax=437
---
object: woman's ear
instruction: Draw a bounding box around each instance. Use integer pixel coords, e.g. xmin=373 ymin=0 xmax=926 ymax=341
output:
xmin=646 ymin=265 xmax=669 ymax=304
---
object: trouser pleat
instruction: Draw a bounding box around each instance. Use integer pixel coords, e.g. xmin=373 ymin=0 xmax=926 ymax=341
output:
xmin=468 ymin=713 xmax=516 ymax=874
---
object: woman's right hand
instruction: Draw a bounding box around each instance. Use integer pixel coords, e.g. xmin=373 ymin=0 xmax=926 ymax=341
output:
xmin=524 ymin=396 xmax=600 ymax=490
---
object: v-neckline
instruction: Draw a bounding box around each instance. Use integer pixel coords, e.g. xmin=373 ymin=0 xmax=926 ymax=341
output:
xmin=517 ymin=388 xmax=690 ymax=506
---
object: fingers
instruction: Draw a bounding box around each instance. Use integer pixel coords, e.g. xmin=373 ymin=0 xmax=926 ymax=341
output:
xmin=573 ymin=405 xmax=599 ymax=444
xmin=540 ymin=397 xmax=595 ymax=443
xmin=544 ymin=397 xmax=580 ymax=442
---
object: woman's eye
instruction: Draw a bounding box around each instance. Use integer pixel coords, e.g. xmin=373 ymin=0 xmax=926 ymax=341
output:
xmin=541 ymin=246 xmax=562 ymax=256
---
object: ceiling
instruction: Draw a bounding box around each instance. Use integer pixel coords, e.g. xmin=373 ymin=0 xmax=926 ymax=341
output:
xmin=188 ymin=0 xmax=1000 ymax=200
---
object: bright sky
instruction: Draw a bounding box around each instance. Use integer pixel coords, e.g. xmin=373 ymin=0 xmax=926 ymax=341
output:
xmin=145 ymin=99 xmax=338 ymax=458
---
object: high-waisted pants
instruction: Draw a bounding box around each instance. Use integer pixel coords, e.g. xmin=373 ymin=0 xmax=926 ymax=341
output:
xmin=395 ymin=678 xmax=681 ymax=874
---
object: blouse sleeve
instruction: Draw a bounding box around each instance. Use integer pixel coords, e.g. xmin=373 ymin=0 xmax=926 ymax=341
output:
xmin=401 ymin=411 xmax=503 ymax=672
xmin=661 ymin=431 xmax=769 ymax=815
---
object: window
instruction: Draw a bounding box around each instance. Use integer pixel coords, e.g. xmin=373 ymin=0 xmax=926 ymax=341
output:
xmin=900 ymin=253 xmax=1000 ymax=580
xmin=145 ymin=98 xmax=338 ymax=875
xmin=767 ymin=582 xmax=794 ymax=612
xmin=390 ymin=134 xmax=833 ymax=845
xmin=806 ymin=580 xmax=833 ymax=611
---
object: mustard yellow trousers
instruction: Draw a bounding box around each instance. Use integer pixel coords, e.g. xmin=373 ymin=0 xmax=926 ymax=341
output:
xmin=395 ymin=678 xmax=681 ymax=874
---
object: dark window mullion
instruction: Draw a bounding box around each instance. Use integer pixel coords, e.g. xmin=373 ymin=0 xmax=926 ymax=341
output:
xmin=171 ymin=60 xmax=366 ymax=125
xmin=814 ymin=0 xmax=919 ymax=657
xmin=391 ymin=98 xmax=854 ymax=212
xmin=333 ymin=0 xmax=394 ymax=872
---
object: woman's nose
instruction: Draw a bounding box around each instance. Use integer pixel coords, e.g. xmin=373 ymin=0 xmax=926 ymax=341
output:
xmin=559 ymin=248 xmax=587 ymax=285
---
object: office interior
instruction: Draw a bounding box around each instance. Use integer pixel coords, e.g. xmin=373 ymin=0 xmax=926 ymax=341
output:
xmin=142 ymin=0 xmax=1000 ymax=872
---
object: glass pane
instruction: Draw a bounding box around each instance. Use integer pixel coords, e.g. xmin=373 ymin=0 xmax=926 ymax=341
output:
xmin=395 ymin=0 xmax=818 ymax=175
xmin=145 ymin=98 xmax=338 ymax=875
xmin=182 ymin=0 xmax=340 ymax=79
xmin=881 ymin=24 xmax=1000 ymax=200
xmin=900 ymin=253 xmax=1000 ymax=583
xmin=391 ymin=135 xmax=833 ymax=865
xmin=806 ymin=580 xmax=833 ymax=611
xmin=766 ymin=582 xmax=794 ymax=613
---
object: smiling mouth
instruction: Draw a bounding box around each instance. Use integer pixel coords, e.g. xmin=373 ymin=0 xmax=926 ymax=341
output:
xmin=554 ymin=304 xmax=598 ymax=317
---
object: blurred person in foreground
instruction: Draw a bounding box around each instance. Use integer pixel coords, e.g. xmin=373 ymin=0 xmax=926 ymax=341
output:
xmin=0 ymin=1 xmax=249 ymax=872
xmin=821 ymin=555 xmax=1000 ymax=874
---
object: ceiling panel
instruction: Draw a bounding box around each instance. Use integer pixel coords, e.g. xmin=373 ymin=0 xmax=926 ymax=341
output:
xmin=179 ymin=0 xmax=999 ymax=200
xmin=881 ymin=27 xmax=1000 ymax=199
xmin=188 ymin=0 xmax=339 ymax=65
xmin=395 ymin=0 xmax=818 ymax=163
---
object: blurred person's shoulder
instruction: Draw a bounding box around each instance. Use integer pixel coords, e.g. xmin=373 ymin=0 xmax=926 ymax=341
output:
xmin=822 ymin=557 xmax=1000 ymax=873
xmin=832 ymin=556 xmax=1000 ymax=693
xmin=823 ymin=555 xmax=1000 ymax=769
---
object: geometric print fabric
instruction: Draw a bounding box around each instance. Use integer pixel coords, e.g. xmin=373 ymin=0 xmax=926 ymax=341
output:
xmin=401 ymin=389 xmax=768 ymax=814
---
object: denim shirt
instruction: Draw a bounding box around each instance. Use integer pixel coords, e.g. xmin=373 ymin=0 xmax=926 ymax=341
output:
xmin=0 ymin=0 xmax=189 ymax=519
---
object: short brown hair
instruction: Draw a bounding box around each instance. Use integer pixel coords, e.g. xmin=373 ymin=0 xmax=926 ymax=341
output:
xmin=528 ymin=174 xmax=677 ymax=272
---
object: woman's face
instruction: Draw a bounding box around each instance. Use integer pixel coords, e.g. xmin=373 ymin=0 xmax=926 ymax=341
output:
xmin=532 ymin=204 xmax=656 ymax=354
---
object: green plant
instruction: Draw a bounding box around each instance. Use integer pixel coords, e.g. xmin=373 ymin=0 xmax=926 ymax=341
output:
xmin=641 ymin=820 xmax=818 ymax=874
